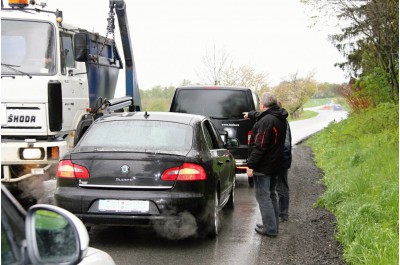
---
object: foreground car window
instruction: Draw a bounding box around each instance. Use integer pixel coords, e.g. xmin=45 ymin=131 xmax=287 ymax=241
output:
xmin=79 ymin=120 xmax=193 ymax=152
xmin=1 ymin=190 xmax=26 ymax=265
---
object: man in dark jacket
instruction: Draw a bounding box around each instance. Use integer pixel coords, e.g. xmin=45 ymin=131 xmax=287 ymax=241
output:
xmin=276 ymin=121 xmax=292 ymax=222
xmin=244 ymin=92 xmax=288 ymax=237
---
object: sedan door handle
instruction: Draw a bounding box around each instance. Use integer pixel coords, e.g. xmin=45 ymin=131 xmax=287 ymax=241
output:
xmin=217 ymin=161 xmax=224 ymax=166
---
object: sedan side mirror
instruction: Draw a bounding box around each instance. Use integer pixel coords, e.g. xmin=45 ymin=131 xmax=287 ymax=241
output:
xmin=219 ymin=130 xmax=228 ymax=145
xmin=226 ymin=138 xmax=240 ymax=149
xmin=25 ymin=204 xmax=89 ymax=265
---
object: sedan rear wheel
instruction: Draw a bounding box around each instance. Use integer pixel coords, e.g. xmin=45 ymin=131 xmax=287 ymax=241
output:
xmin=205 ymin=190 xmax=220 ymax=238
xmin=226 ymin=178 xmax=235 ymax=209
xmin=197 ymin=189 xmax=220 ymax=238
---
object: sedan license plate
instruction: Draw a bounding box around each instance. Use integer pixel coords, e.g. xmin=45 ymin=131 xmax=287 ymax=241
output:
xmin=98 ymin=199 xmax=149 ymax=213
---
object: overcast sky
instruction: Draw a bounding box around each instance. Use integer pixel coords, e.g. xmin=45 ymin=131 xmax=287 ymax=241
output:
xmin=45 ymin=0 xmax=348 ymax=94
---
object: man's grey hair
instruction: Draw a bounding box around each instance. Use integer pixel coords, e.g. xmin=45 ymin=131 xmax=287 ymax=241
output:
xmin=260 ymin=92 xmax=277 ymax=108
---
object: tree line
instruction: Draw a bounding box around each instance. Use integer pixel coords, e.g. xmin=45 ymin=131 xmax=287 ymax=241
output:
xmin=301 ymin=0 xmax=399 ymax=109
xmin=141 ymin=0 xmax=398 ymax=116
xmin=139 ymin=76 xmax=342 ymax=120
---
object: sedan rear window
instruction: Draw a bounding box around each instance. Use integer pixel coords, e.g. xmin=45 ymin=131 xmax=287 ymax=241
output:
xmin=78 ymin=120 xmax=193 ymax=152
xmin=173 ymin=89 xmax=249 ymax=119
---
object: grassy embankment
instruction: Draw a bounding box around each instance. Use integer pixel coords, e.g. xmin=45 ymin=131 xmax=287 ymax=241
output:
xmin=288 ymin=97 xmax=341 ymax=122
xmin=306 ymin=103 xmax=399 ymax=265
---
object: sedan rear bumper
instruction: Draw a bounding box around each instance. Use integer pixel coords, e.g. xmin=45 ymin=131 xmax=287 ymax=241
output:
xmin=55 ymin=187 xmax=209 ymax=226
xmin=76 ymin=213 xmax=183 ymax=226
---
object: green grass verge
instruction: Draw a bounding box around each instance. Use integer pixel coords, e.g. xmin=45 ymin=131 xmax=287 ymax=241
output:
xmin=306 ymin=103 xmax=399 ymax=265
xmin=303 ymin=98 xmax=335 ymax=108
xmin=303 ymin=97 xmax=350 ymax=111
xmin=287 ymin=110 xmax=319 ymax=122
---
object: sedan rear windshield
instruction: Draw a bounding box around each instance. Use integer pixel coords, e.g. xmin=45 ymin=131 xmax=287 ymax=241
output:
xmin=78 ymin=120 xmax=193 ymax=153
xmin=173 ymin=89 xmax=249 ymax=119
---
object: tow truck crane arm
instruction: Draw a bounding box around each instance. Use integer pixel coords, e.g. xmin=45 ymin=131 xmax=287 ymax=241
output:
xmin=109 ymin=0 xmax=141 ymax=111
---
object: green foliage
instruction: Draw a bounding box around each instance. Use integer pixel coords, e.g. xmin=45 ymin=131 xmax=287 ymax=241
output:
xmin=314 ymin=82 xmax=344 ymax=98
xmin=303 ymin=97 xmax=335 ymax=108
xmin=140 ymin=86 xmax=176 ymax=111
xmin=275 ymin=73 xmax=317 ymax=119
xmin=356 ymin=67 xmax=396 ymax=105
xmin=302 ymin=97 xmax=350 ymax=111
xmin=307 ymin=103 xmax=399 ymax=265
xmin=302 ymin=0 xmax=399 ymax=103
xmin=287 ymin=110 xmax=318 ymax=122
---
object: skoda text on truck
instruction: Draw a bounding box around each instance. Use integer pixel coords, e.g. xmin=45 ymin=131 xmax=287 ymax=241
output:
xmin=1 ymin=0 xmax=141 ymax=195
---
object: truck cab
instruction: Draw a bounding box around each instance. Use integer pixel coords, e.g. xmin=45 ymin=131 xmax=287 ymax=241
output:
xmin=1 ymin=0 xmax=121 ymax=183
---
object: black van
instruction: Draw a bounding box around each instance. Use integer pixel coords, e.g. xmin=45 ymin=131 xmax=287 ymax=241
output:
xmin=170 ymin=86 xmax=259 ymax=183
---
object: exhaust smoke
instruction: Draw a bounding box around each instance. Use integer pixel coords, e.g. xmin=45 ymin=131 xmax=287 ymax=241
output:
xmin=153 ymin=211 xmax=198 ymax=240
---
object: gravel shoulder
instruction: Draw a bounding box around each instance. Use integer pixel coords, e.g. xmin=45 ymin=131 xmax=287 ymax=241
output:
xmin=257 ymin=144 xmax=345 ymax=265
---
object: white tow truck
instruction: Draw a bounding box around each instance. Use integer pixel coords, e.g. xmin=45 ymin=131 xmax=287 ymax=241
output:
xmin=1 ymin=0 xmax=141 ymax=196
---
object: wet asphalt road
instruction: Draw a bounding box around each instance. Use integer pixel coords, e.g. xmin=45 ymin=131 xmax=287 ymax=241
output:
xmin=290 ymin=107 xmax=348 ymax=145
xmin=88 ymin=174 xmax=263 ymax=265
xmin=80 ymin=108 xmax=350 ymax=265
xmin=35 ymin=107 xmax=347 ymax=264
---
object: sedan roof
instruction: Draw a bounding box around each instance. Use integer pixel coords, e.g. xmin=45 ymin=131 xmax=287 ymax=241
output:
xmin=176 ymin=85 xmax=251 ymax=91
xmin=95 ymin=111 xmax=206 ymax=125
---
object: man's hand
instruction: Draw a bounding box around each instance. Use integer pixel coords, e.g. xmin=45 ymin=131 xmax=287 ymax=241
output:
xmin=246 ymin=168 xmax=253 ymax=177
xmin=243 ymin=112 xmax=249 ymax=120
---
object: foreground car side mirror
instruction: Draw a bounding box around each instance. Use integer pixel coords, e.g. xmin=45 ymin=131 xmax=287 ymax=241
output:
xmin=25 ymin=204 xmax=89 ymax=265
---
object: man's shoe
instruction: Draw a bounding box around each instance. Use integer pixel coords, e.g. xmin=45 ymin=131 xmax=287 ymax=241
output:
xmin=279 ymin=217 xmax=288 ymax=223
xmin=254 ymin=227 xmax=277 ymax=238
xmin=256 ymin=223 xmax=263 ymax=229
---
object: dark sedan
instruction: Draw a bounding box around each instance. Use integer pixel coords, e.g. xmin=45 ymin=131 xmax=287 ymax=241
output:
xmin=55 ymin=112 xmax=236 ymax=238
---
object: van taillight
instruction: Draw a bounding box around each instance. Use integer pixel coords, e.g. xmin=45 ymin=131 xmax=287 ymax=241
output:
xmin=161 ymin=163 xmax=206 ymax=181
xmin=57 ymin=160 xmax=90 ymax=179
xmin=248 ymin=131 xmax=252 ymax=144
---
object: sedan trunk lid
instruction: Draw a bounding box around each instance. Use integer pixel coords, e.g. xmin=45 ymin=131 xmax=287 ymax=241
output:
xmin=70 ymin=151 xmax=188 ymax=190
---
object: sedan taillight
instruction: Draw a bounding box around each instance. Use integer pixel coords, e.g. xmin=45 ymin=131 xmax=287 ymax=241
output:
xmin=57 ymin=160 xmax=90 ymax=179
xmin=161 ymin=163 xmax=206 ymax=181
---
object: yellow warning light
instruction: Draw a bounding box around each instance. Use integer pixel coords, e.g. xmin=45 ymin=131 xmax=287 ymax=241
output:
xmin=55 ymin=10 xmax=63 ymax=23
xmin=8 ymin=0 xmax=29 ymax=8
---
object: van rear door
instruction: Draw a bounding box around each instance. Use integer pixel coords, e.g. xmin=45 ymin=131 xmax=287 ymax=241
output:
xmin=170 ymin=87 xmax=256 ymax=161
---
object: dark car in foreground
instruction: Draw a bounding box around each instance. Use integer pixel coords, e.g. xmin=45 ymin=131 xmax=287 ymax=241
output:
xmin=1 ymin=184 xmax=115 ymax=265
xmin=55 ymin=112 xmax=236 ymax=238
xmin=170 ymin=86 xmax=259 ymax=185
